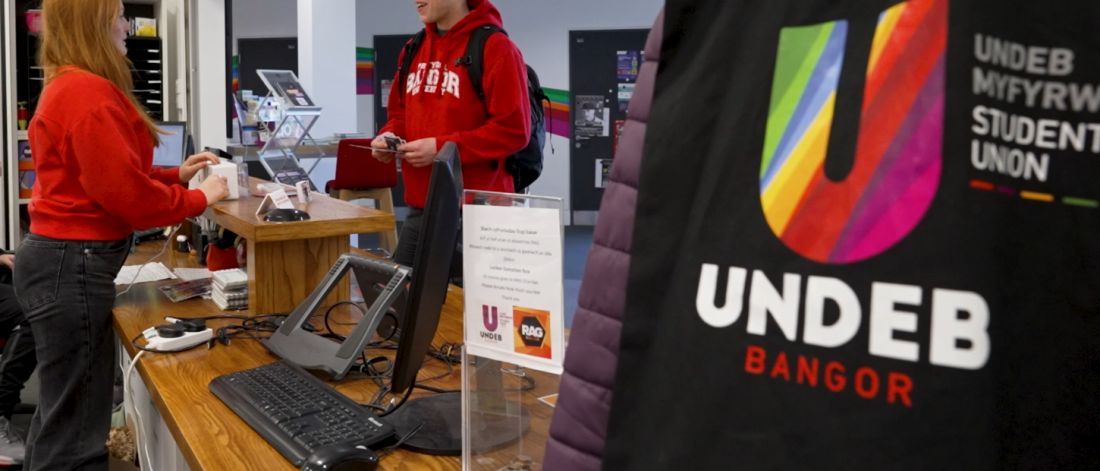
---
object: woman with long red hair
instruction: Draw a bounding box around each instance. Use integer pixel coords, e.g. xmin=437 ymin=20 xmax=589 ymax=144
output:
xmin=14 ymin=1 xmax=228 ymax=469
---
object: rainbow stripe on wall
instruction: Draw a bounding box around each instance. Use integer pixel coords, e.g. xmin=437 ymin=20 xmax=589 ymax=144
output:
xmin=235 ymin=46 xmax=570 ymax=141
xmin=357 ymin=48 xmax=374 ymax=96
xmin=544 ymin=88 xmax=570 ymax=139
xmin=759 ymin=0 xmax=946 ymax=264
xmin=234 ymin=50 xmax=374 ymax=96
xmin=232 ymin=56 xmax=239 ymax=93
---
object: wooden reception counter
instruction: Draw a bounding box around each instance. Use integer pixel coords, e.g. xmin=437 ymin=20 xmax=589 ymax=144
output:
xmin=202 ymin=178 xmax=396 ymax=313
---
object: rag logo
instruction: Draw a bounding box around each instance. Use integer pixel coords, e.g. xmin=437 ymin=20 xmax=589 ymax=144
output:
xmin=513 ymin=307 xmax=552 ymax=360
xmin=482 ymin=305 xmax=499 ymax=332
xmin=759 ymin=0 xmax=947 ymax=264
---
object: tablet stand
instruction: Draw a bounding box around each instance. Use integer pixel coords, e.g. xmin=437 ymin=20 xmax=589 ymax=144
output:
xmin=255 ymin=71 xmax=325 ymax=191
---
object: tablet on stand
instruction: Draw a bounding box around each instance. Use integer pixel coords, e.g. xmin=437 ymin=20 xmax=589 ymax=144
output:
xmin=255 ymin=69 xmax=324 ymax=192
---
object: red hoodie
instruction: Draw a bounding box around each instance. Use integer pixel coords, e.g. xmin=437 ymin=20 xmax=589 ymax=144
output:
xmin=28 ymin=68 xmax=208 ymax=241
xmin=380 ymin=0 xmax=531 ymax=209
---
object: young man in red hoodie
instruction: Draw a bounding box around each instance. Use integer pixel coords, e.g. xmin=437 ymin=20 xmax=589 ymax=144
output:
xmin=372 ymin=0 xmax=531 ymax=266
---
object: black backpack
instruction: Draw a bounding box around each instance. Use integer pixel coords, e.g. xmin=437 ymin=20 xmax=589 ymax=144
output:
xmin=398 ymin=25 xmax=550 ymax=193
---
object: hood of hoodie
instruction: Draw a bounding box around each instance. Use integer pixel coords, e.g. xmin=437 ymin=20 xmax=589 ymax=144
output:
xmin=426 ymin=0 xmax=503 ymax=40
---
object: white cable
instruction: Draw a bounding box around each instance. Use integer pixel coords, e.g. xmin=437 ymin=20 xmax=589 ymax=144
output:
xmin=124 ymin=350 xmax=154 ymax=471
xmin=117 ymin=225 xmax=181 ymax=299
xmin=115 ymin=340 xmax=126 ymax=414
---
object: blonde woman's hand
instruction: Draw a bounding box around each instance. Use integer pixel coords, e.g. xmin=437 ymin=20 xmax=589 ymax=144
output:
xmin=179 ymin=152 xmax=222 ymax=184
xmin=199 ymin=175 xmax=230 ymax=205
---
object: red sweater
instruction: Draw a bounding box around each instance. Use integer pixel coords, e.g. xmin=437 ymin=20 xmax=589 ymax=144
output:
xmin=380 ymin=0 xmax=531 ymax=209
xmin=28 ymin=68 xmax=207 ymax=241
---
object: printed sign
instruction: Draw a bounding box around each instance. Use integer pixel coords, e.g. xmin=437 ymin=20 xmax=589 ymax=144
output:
xmin=295 ymin=181 xmax=312 ymax=204
xmin=463 ymin=201 xmax=565 ymax=374
xmin=575 ymin=95 xmax=610 ymax=138
xmin=613 ymin=119 xmax=627 ymax=156
xmin=256 ymin=188 xmax=295 ymax=217
xmin=618 ymin=83 xmax=635 ymax=112
xmin=381 ymin=79 xmax=393 ymax=108
xmin=596 ymin=159 xmax=614 ymax=189
xmin=617 ymin=50 xmax=640 ymax=81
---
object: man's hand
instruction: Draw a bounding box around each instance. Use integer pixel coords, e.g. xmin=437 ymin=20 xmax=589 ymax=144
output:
xmin=179 ymin=152 xmax=222 ymax=184
xmin=370 ymin=136 xmax=394 ymax=164
xmin=0 ymin=255 xmax=13 ymax=270
xmin=399 ymin=138 xmax=438 ymax=168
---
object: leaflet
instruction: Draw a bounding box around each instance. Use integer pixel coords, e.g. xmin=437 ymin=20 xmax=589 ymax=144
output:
xmin=463 ymin=203 xmax=565 ymax=374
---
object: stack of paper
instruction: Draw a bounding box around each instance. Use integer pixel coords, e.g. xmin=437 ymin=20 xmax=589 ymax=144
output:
xmin=115 ymin=263 xmax=176 ymax=286
xmin=174 ymin=268 xmax=213 ymax=281
xmin=212 ymin=269 xmax=249 ymax=310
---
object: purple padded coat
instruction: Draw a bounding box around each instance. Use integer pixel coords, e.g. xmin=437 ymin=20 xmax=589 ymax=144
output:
xmin=543 ymin=9 xmax=664 ymax=471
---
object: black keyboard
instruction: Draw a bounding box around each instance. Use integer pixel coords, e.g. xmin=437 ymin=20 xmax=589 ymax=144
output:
xmin=209 ymin=360 xmax=394 ymax=466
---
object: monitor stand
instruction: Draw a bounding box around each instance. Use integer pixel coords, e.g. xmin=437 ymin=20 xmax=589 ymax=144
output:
xmin=385 ymin=392 xmax=531 ymax=456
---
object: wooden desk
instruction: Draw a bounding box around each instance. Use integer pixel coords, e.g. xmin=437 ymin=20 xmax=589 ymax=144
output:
xmin=204 ymin=178 xmax=395 ymax=314
xmin=113 ymin=242 xmax=559 ymax=471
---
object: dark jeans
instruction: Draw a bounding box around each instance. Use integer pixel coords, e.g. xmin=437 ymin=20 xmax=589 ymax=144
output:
xmin=14 ymin=234 xmax=130 ymax=471
xmin=392 ymin=208 xmax=463 ymax=284
xmin=0 ymin=283 xmax=36 ymax=419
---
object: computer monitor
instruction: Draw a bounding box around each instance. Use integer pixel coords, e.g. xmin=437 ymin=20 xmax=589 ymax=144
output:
xmin=389 ymin=145 xmax=461 ymax=394
xmin=153 ymin=122 xmax=187 ymax=168
xmin=232 ymin=94 xmax=248 ymax=138
xmin=232 ymin=93 xmax=247 ymax=122
xmin=264 ymin=142 xmax=461 ymax=384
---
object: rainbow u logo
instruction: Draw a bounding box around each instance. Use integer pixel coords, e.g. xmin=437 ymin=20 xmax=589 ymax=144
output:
xmin=760 ymin=0 xmax=947 ymax=264
xmin=482 ymin=305 xmax=499 ymax=332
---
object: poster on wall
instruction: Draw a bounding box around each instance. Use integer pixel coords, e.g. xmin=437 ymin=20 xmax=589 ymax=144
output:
xmin=380 ymin=79 xmax=393 ymax=107
xmin=617 ymin=50 xmax=640 ymax=81
xmin=575 ymin=95 xmax=609 ymax=138
xmin=613 ymin=119 xmax=627 ymax=156
xmin=617 ymin=83 xmax=635 ymax=112
xmin=595 ymin=159 xmax=613 ymax=189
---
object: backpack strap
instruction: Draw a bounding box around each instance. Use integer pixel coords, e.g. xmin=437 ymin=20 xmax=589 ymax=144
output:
xmin=455 ymin=25 xmax=506 ymax=103
xmin=397 ymin=29 xmax=428 ymax=105
xmin=527 ymin=64 xmax=554 ymax=153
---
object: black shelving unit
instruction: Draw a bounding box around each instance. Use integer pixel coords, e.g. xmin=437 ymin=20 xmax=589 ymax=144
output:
xmin=15 ymin=0 xmax=43 ymax=124
xmin=123 ymin=3 xmax=162 ymax=120
xmin=126 ymin=36 xmax=164 ymax=120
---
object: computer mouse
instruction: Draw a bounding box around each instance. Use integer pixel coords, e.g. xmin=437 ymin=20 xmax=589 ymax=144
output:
xmin=300 ymin=444 xmax=379 ymax=471
xmin=263 ymin=209 xmax=312 ymax=223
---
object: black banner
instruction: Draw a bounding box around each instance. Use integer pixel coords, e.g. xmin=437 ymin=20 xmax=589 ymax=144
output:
xmin=605 ymin=0 xmax=1100 ymax=469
